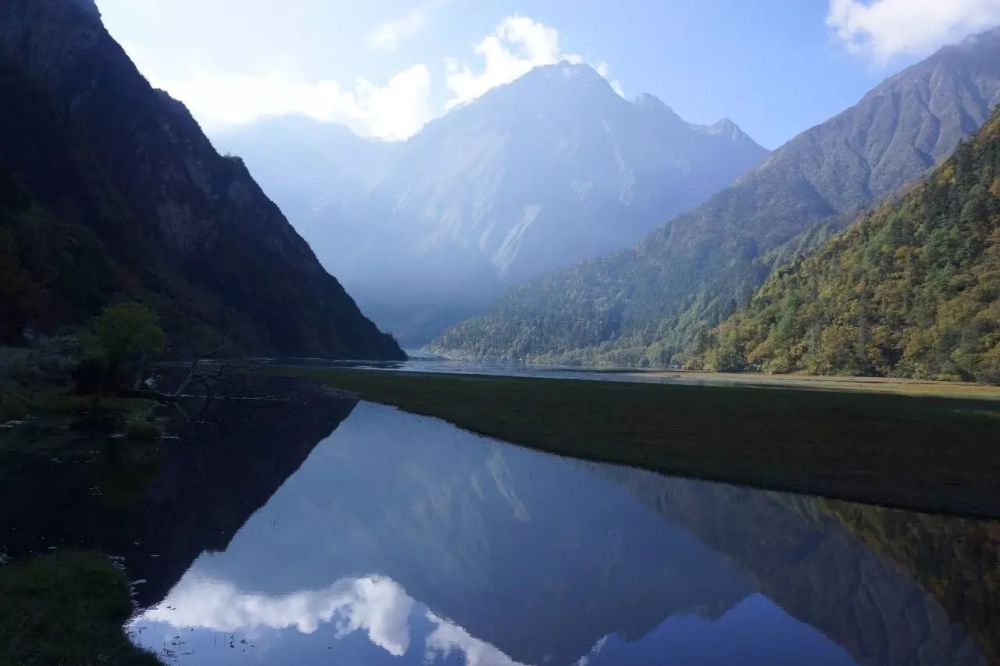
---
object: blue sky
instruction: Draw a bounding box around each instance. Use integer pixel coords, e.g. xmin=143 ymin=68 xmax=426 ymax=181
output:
xmin=95 ymin=0 xmax=1000 ymax=148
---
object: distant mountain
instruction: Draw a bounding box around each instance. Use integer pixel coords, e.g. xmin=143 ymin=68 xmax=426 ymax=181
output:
xmin=689 ymin=106 xmax=1000 ymax=383
xmin=213 ymin=116 xmax=393 ymax=244
xmin=434 ymin=28 xmax=1000 ymax=365
xmin=224 ymin=63 xmax=767 ymax=345
xmin=0 ymin=0 xmax=403 ymax=359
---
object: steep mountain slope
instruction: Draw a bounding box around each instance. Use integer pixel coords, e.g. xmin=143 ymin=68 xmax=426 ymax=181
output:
xmin=691 ymin=106 xmax=1000 ymax=382
xmin=0 ymin=0 xmax=402 ymax=358
xmin=227 ymin=63 xmax=767 ymax=345
xmin=435 ymin=28 xmax=1000 ymax=365
xmin=212 ymin=116 xmax=394 ymax=243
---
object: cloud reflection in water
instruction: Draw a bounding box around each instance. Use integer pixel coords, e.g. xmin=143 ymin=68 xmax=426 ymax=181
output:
xmin=133 ymin=572 xmax=527 ymax=664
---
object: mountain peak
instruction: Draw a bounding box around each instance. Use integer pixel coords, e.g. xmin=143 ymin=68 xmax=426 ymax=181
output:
xmin=633 ymin=92 xmax=674 ymax=113
xmin=523 ymin=61 xmax=613 ymax=90
xmin=632 ymin=93 xmax=688 ymax=127
xmin=632 ymin=95 xmax=753 ymax=144
xmin=543 ymin=60 xmax=604 ymax=77
xmin=957 ymin=24 xmax=1000 ymax=47
xmin=692 ymin=117 xmax=751 ymax=142
xmin=449 ymin=60 xmax=623 ymax=117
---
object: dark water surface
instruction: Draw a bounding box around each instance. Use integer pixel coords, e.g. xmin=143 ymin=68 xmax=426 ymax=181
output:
xmin=2 ymin=398 xmax=998 ymax=665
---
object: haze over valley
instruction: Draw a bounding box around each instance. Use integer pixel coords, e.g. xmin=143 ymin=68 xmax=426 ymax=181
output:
xmin=216 ymin=63 xmax=768 ymax=345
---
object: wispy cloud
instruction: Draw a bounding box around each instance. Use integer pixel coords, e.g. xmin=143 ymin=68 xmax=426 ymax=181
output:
xmin=367 ymin=6 xmax=429 ymax=53
xmin=151 ymin=65 xmax=433 ymax=140
xmin=135 ymin=573 xmax=529 ymax=665
xmin=129 ymin=13 xmax=620 ymax=140
xmin=445 ymin=16 xmax=621 ymax=109
xmin=827 ymin=0 xmax=1000 ymax=63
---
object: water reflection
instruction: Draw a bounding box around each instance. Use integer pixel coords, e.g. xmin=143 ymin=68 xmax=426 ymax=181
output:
xmin=113 ymin=402 xmax=995 ymax=665
xmin=0 ymin=395 xmax=356 ymax=606
xmin=3 ymin=395 xmax=997 ymax=665
xmin=143 ymin=574 xmax=415 ymax=653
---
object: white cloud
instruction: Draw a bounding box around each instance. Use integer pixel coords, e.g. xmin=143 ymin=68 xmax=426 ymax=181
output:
xmin=128 ymin=14 xmax=620 ymax=140
xmin=827 ymin=0 xmax=1000 ymax=63
xmin=133 ymin=573 xmax=529 ymax=665
xmin=367 ymin=7 xmax=428 ymax=53
xmin=154 ymin=65 xmax=432 ymax=140
xmin=444 ymin=16 xmax=622 ymax=109
xmin=138 ymin=574 xmax=414 ymax=656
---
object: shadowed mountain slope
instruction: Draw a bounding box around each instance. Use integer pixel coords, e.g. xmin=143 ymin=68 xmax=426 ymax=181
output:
xmin=0 ymin=0 xmax=402 ymax=358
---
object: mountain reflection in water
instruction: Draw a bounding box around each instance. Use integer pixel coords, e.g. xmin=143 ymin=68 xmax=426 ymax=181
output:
xmin=3 ymin=397 xmax=997 ymax=665
xmin=117 ymin=402 xmax=996 ymax=666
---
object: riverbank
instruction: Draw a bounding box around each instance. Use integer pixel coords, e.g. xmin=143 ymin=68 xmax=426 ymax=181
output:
xmin=284 ymin=367 xmax=1000 ymax=518
xmin=0 ymin=551 xmax=159 ymax=665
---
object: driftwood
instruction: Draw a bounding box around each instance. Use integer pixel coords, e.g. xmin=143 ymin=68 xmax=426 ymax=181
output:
xmin=124 ymin=335 xmax=269 ymax=423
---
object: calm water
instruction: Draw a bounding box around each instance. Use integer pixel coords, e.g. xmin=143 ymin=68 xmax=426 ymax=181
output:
xmin=257 ymin=354 xmax=657 ymax=384
xmin=2 ymin=397 xmax=998 ymax=665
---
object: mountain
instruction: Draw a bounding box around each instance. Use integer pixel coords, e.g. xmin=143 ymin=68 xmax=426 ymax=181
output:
xmin=0 ymin=0 xmax=403 ymax=359
xmin=689 ymin=106 xmax=1000 ymax=383
xmin=223 ymin=62 xmax=768 ymax=345
xmin=434 ymin=28 xmax=1000 ymax=366
xmin=212 ymin=116 xmax=394 ymax=243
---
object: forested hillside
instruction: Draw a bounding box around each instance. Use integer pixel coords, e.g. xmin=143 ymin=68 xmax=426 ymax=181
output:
xmin=690 ymin=107 xmax=1000 ymax=383
xmin=434 ymin=28 xmax=1000 ymax=366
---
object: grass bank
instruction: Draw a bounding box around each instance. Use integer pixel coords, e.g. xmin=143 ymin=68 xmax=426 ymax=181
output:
xmin=636 ymin=369 xmax=1000 ymax=400
xmin=287 ymin=368 xmax=1000 ymax=518
xmin=0 ymin=552 xmax=160 ymax=665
